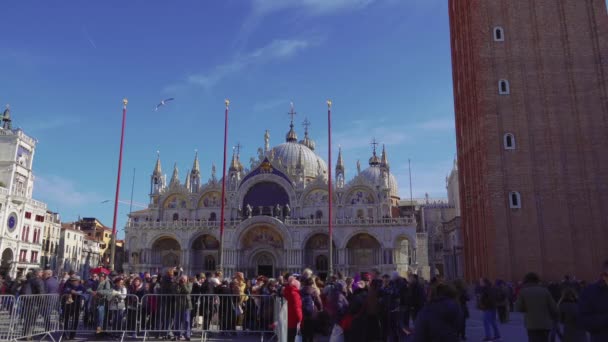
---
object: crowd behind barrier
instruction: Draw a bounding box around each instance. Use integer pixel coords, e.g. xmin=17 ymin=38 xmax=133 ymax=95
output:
xmin=0 ymin=260 xmax=607 ymax=342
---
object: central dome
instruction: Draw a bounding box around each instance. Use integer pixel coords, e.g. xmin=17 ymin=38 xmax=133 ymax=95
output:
xmin=272 ymin=142 xmax=328 ymax=176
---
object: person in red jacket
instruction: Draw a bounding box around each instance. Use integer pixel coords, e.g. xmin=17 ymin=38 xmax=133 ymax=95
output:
xmin=283 ymin=276 xmax=303 ymax=342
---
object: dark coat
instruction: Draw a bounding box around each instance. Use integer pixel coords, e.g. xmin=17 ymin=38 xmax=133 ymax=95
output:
xmin=44 ymin=277 xmax=59 ymax=294
xmin=413 ymin=296 xmax=462 ymax=342
xmin=515 ymin=284 xmax=558 ymax=330
xmin=578 ymin=280 xmax=608 ymax=342
xmin=29 ymin=275 xmax=46 ymax=295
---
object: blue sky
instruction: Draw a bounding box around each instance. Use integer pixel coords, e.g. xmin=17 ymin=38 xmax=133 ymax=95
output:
xmin=0 ymin=0 xmax=454 ymax=237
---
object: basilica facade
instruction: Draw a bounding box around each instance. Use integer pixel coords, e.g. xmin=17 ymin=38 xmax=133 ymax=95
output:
xmin=125 ymin=113 xmax=419 ymax=278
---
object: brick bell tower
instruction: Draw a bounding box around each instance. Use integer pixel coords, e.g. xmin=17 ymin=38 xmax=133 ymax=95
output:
xmin=449 ymin=0 xmax=608 ymax=281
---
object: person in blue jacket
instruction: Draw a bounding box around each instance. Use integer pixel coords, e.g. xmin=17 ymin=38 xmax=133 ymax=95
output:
xmin=578 ymin=259 xmax=608 ymax=342
xmin=413 ymin=283 xmax=462 ymax=342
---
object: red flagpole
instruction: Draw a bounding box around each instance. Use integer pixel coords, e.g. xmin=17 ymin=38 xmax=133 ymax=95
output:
xmin=218 ymin=99 xmax=229 ymax=273
xmin=110 ymin=98 xmax=128 ymax=271
xmin=327 ymin=99 xmax=333 ymax=276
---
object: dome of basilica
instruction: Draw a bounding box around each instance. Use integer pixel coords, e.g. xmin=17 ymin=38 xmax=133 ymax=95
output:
xmin=355 ymin=165 xmax=399 ymax=198
xmin=272 ymin=141 xmax=328 ymax=177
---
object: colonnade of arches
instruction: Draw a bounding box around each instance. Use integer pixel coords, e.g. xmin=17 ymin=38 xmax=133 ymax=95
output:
xmin=142 ymin=229 xmax=414 ymax=277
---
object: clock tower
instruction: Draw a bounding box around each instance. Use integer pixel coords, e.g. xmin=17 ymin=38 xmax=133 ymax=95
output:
xmin=0 ymin=105 xmax=48 ymax=278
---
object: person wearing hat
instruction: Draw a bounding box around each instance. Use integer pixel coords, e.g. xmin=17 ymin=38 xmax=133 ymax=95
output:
xmin=62 ymin=275 xmax=85 ymax=340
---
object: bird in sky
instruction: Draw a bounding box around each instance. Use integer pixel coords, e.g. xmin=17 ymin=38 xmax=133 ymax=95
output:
xmin=154 ymin=98 xmax=175 ymax=111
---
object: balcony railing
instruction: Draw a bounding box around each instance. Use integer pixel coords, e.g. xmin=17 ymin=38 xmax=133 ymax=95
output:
xmin=128 ymin=216 xmax=415 ymax=229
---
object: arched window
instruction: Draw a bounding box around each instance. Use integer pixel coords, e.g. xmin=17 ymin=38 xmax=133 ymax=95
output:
xmin=172 ymin=213 xmax=179 ymax=221
xmin=204 ymin=255 xmax=216 ymax=271
xmin=499 ymin=79 xmax=510 ymax=95
xmin=504 ymin=133 xmax=516 ymax=150
xmin=153 ymin=177 xmax=158 ymax=185
xmin=494 ymin=26 xmax=505 ymax=41
xmin=509 ymin=191 xmax=521 ymax=209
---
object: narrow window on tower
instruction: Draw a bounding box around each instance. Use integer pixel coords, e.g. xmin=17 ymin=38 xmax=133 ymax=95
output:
xmin=503 ymin=133 xmax=516 ymax=150
xmin=494 ymin=27 xmax=505 ymax=41
xmin=499 ymin=79 xmax=510 ymax=95
xmin=509 ymin=191 xmax=521 ymax=209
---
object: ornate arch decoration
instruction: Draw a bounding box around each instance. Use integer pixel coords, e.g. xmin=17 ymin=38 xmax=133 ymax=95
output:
xmin=303 ymin=232 xmax=338 ymax=250
xmin=151 ymin=234 xmax=182 ymax=250
xmin=240 ymin=157 xmax=291 ymax=187
xmin=393 ymin=233 xmax=416 ymax=248
xmin=299 ymin=187 xmax=339 ymax=206
xmin=189 ymin=233 xmax=220 ymax=250
xmin=340 ymin=229 xmax=383 ymax=249
xmin=162 ymin=193 xmax=191 ymax=210
xmin=235 ymin=216 xmax=293 ymax=249
xmin=238 ymin=173 xmax=297 ymax=210
xmin=197 ymin=191 xmax=223 ymax=208
xmin=344 ymin=186 xmax=376 ymax=205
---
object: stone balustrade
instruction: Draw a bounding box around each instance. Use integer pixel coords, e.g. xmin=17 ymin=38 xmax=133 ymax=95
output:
xmin=128 ymin=216 xmax=415 ymax=229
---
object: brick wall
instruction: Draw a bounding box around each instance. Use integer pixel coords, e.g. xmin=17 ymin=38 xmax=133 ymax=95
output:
xmin=449 ymin=0 xmax=608 ymax=281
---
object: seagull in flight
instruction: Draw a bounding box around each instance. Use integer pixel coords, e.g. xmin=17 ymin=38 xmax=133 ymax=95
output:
xmin=155 ymin=98 xmax=175 ymax=111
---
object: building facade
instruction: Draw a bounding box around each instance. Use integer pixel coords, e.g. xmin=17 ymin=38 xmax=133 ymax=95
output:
xmin=82 ymin=235 xmax=101 ymax=276
xmin=449 ymin=1 xmax=608 ymax=281
xmin=126 ymin=112 xmax=421 ymax=278
xmin=0 ymin=106 xmax=48 ymax=278
xmin=418 ymin=195 xmax=456 ymax=278
xmin=41 ymin=211 xmax=61 ymax=272
xmin=58 ymin=224 xmax=85 ymax=274
xmin=440 ymin=159 xmax=463 ymax=280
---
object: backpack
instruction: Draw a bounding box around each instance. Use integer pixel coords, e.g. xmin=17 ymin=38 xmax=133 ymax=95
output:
xmin=301 ymin=291 xmax=315 ymax=318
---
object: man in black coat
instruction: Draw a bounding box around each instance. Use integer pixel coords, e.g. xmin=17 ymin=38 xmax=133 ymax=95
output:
xmin=578 ymin=259 xmax=608 ymax=342
xmin=22 ymin=268 xmax=47 ymax=337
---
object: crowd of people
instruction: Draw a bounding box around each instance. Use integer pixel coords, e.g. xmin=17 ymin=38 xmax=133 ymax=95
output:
xmin=0 ymin=258 xmax=606 ymax=342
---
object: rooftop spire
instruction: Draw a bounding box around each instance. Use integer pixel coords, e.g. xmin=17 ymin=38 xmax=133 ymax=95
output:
xmin=192 ymin=149 xmax=200 ymax=174
xmin=368 ymin=138 xmax=380 ymax=166
xmin=286 ymin=102 xmax=298 ymax=142
xmin=230 ymin=143 xmax=243 ymax=172
xmin=170 ymin=162 xmax=179 ymax=185
xmin=380 ymin=144 xmax=389 ymax=169
xmin=299 ymin=117 xmax=316 ymax=150
xmin=2 ymin=104 xmax=11 ymax=130
xmin=185 ymin=169 xmax=191 ymax=190
xmin=336 ymin=146 xmax=345 ymax=171
xmin=153 ymin=150 xmax=162 ymax=175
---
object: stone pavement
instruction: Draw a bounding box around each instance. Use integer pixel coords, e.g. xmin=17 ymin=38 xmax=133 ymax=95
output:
xmin=465 ymin=303 xmax=528 ymax=341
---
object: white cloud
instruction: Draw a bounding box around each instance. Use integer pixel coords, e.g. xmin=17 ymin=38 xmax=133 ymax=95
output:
xmin=35 ymin=174 xmax=104 ymax=208
xmin=238 ymin=0 xmax=375 ymax=47
xmin=251 ymin=0 xmax=375 ymax=16
xmin=167 ymin=38 xmax=317 ymax=92
xmin=19 ymin=116 xmax=81 ymax=133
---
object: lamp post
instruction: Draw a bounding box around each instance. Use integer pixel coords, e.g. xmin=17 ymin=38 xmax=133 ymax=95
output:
xmin=110 ymin=98 xmax=128 ymax=271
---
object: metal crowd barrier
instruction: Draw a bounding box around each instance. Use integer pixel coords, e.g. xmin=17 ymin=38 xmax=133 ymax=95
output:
xmin=0 ymin=293 xmax=288 ymax=342
xmin=7 ymin=294 xmax=60 ymax=341
xmin=0 ymin=295 xmax=16 ymax=341
xmin=140 ymin=294 xmax=286 ymax=342
xmin=58 ymin=292 xmax=139 ymax=341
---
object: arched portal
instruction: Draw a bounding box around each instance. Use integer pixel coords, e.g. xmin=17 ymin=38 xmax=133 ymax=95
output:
xmin=242 ymin=181 xmax=289 ymax=217
xmin=304 ymin=233 xmax=337 ymax=278
xmin=346 ymin=233 xmax=381 ymax=275
xmin=190 ymin=234 xmax=219 ymax=274
xmin=252 ymin=252 xmax=275 ymax=278
xmin=151 ymin=237 xmax=181 ymax=269
xmin=1 ymin=248 xmax=13 ymax=275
